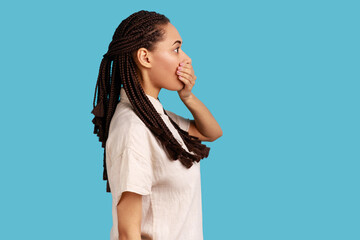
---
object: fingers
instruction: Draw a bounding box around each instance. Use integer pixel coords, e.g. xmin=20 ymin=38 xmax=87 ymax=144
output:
xmin=177 ymin=69 xmax=193 ymax=80
xmin=178 ymin=62 xmax=192 ymax=72
xmin=177 ymin=74 xmax=192 ymax=86
xmin=177 ymin=63 xmax=196 ymax=82
xmin=177 ymin=70 xmax=195 ymax=84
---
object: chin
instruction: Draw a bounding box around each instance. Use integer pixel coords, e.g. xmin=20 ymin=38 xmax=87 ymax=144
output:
xmin=176 ymin=79 xmax=185 ymax=90
xmin=166 ymin=85 xmax=184 ymax=92
xmin=176 ymin=82 xmax=185 ymax=91
xmin=165 ymin=80 xmax=184 ymax=91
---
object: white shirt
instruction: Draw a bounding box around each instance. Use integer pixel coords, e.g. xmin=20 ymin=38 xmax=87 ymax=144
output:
xmin=106 ymin=87 xmax=203 ymax=240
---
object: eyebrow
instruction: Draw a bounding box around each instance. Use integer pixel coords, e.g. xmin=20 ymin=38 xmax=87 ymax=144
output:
xmin=172 ymin=40 xmax=182 ymax=46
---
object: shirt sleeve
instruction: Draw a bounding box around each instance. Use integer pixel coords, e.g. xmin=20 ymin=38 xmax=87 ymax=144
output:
xmin=108 ymin=146 xmax=153 ymax=206
xmin=165 ymin=109 xmax=191 ymax=132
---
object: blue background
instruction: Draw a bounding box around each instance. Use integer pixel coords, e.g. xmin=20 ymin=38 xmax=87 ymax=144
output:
xmin=1 ymin=0 xmax=359 ymax=239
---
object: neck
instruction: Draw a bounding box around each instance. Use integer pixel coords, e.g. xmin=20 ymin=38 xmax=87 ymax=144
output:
xmin=142 ymin=81 xmax=161 ymax=99
xmin=136 ymin=68 xmax=161 ymax=99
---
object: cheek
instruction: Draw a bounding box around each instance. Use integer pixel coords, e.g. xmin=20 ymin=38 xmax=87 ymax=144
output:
xmin=155 ymin=53 xmax=178 ymax=73
xmin=149 ymin=52 xmax=182 ymax=89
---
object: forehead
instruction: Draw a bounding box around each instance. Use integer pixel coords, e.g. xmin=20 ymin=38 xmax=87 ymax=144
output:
xmin=160 ymin=23 xmax=182 ymax=45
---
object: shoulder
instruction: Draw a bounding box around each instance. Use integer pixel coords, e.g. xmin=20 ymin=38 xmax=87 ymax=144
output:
xmin=107 ymin=102 xmax=153 ymax=157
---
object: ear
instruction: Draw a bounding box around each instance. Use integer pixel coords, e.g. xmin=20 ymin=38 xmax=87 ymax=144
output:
xmin=135 ymin=47 xmax=152 ymax=69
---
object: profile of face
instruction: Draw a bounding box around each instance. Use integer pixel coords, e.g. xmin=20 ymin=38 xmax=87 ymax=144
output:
xmin=133 ymin=22 xmax=192 ymax=94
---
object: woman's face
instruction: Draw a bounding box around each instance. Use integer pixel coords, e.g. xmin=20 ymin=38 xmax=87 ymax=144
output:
xmin=148 ymin=22 xmax=192 ymax=91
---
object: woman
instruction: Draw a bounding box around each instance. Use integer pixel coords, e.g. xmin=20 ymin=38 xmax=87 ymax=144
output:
xmin=91 ymin=10 xmax=223 ymax=240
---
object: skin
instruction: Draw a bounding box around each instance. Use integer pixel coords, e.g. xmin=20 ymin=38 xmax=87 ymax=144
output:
xmin=132 ymin=22 xmax=191 ymax=99
xmin=117 ymin=24 xmax=223 ymax=237
xmin=117 ymin=192 xmax=142 ymax=239
xmin=132 ymin=22 xmax=223 ymax=142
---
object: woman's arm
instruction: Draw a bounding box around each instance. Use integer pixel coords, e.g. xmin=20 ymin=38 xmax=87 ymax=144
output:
xmin=176 ymin=62 xmax=223 ymax=142
xmin=117 ymin=191 xmax=142 ymax=240
xmin=181 ymin=93 xmax=223 ymax=142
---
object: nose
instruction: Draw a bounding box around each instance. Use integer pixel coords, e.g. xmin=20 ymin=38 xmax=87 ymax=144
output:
xmin=181 ymin=50 xmax=192 ymax=64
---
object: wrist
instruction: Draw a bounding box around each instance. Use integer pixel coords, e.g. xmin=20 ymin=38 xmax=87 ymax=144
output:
xmin=180 ymin=92 xmax=194 ymax=103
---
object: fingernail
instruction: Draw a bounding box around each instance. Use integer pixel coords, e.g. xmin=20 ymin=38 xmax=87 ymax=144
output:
xmin=178 ymin=67 xmax=182 ymax=70
xmin=180 ymin=63 xmax=184 ymax=66
xmin=177 ymin=71 xmax=181 ymax=74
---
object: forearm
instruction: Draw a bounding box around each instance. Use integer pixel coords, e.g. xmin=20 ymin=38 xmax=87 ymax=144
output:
xmin=181 ymin=92 xmax=223 ymax=140
xmin=118 ymin=231 xmax=141 ymax=240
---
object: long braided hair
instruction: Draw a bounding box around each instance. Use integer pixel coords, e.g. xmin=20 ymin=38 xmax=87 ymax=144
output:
xmin=91 ymin=10 xmax=210 ymax=192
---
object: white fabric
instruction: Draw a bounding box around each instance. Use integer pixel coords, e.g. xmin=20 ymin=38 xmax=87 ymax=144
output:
xmin=106 ymin=87 xmax=203 ymax=240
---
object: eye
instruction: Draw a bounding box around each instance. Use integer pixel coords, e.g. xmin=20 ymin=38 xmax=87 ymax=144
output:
xmin=174 ymin=47 xmax=180 ymax=53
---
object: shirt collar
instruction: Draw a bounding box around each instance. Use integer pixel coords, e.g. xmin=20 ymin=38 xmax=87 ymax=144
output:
xmin=120 ymin=87 xmax=165 ymax=115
